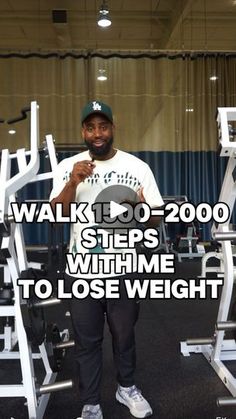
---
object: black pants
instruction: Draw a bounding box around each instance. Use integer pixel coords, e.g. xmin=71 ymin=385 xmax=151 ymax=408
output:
xmin=65 ymin=273 xmax=140 ymax=405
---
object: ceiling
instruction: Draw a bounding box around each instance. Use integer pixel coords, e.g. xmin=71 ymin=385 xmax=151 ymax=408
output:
xmin=0 ymin=0 xmax=236 ymax=53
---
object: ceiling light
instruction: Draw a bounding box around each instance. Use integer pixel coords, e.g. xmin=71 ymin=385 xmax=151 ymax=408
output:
xmin=97 ymin=69 xmax=107 ymax=81
xmin=97 ymin=2 xmax=112 ymax=28
xmin=209 ymin=75 xmax=218 ymax=81
xmin=8 ymin=129 xmax=16 ymax=134
xmin=185 ymin=108 xmax=194 ymax=112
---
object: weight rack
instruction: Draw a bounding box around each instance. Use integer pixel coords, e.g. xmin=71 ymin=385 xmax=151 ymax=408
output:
xmin=0 ymin=101 xmax=73 ymax=418
xmin=181 ymin=107 xmax=236 ymax=406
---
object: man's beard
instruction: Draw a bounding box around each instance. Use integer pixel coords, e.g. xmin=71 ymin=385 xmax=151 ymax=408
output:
xmin=84 ymin=137 xmax=114 ymax=157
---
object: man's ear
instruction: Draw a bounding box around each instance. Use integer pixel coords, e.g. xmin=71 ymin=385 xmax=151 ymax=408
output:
xmin=81 ymin=126 xmax=85 ymax=140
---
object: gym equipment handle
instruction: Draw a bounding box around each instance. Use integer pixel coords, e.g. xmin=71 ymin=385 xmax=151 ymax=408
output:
xmin=185 ymin=337 xmax=215 ymax=345
xmin=54 ymin=340 xmax=75 ymax=350
xmin=213 ymin=231 xmax=236 ymax=241
xmin=37 ymin=379 xmax=73 ymax=395
xmin=216 ymin=321 xmax=236 ymax=330
xmin=217 ymin=397 xmax=236 ymax=406
xmin=31 ymin=297 xmax=61 ymax=309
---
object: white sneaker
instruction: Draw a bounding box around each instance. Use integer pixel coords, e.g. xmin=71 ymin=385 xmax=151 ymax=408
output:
xmin=116 ymin=385 xmax=153 ymax=418
xmin=80 ymin=404 xmax=103 ymax=419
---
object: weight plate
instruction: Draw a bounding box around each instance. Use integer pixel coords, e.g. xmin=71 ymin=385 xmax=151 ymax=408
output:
xmin=46 ymin=323 xmax=63 ymax=372
xmin=21 ymin=297 xmax=46 ymax=346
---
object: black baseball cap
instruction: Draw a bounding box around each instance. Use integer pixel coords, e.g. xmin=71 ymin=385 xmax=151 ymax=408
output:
xmin=81 ymin=100 xmax=113 ymax=124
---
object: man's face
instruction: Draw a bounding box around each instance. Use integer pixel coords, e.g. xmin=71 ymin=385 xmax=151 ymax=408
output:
xmin=82 ymin=114 xmax=114 ymax=158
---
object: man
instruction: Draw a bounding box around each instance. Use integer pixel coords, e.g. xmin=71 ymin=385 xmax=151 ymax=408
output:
xmin=50 ymin=100 xmax=164 ymax=419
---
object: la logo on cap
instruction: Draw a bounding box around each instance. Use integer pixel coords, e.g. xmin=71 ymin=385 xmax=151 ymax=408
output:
xmin=92 ymin=101 xmax=102 ymax=111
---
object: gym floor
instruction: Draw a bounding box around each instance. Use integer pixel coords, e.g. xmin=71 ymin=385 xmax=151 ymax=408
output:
xmin=0 ymin=257 xmax=236 ymax=419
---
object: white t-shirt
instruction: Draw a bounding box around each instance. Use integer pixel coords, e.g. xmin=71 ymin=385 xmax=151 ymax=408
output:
xmin=50 ymin=149 xmax=164 ymax=278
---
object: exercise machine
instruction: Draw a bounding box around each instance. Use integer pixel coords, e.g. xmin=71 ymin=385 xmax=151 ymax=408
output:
xmin=0 ymin=101 xmax=74 ymax=418
xmin=162 ymin=195 xmax=204 ymax=260
xmin=180 ymin=107 xmax=236 ymax=406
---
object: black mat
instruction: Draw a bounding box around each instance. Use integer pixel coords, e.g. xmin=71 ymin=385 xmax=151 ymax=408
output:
xmin=0 ymin=259 xmax=235 ymax=419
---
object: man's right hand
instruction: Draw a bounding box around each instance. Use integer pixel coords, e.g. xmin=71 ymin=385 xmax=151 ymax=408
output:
xmin=69 ymin=160 xmax=96 ymax=186
xmin=50 ymin=160 xmax=95 ymax=216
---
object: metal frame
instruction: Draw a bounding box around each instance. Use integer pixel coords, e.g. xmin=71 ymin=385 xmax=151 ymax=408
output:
xmin=162 ymin=195 xmax=203 ymax=260
xmin=0 ymin=101 xmax=68 ymax=418
xmin=180 ymin=107 xmax=236 ymax=406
